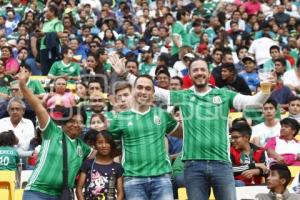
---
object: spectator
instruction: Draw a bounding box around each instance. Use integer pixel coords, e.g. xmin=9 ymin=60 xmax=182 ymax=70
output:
xmin=170 ymin=76 xmax=183 ymax=90
xmin=282 ymin=58 xmax=300 ymax=94
xmin=19 ymin=67 xmax=93 ymax=199
xmin=1 ymin=45 xmax=19 ymax=75
xmin=273 ymin=5 xmax=290 ymax=27
xmin=251 ymin=99 xmax=281 ymax=147
xmin=265 ymin=118 xmax=300 ymax=166
xmin=0 ymin=97 xmax=34 ymax=158
xmin=0 ymin=130 xmax=19 ymax=171
xmin=76 ymin=132 xmax=124 ymax=200
xmin=288 ymin=96 xmax=300 ymax=123
xmin=234 ymin=46 xmax=248 ymax=73
xmin=263 ymin=45 xmax=291 ymax=72
xmin=239 ymin=55 xmax=259 ymax=92
xmin=255 ymin=163 xmax=300 ymax=199
xmin=89 ymin=113 xmax=107 ymax=132
xmin=230 ymin=122 xmax=267 ymax=186
xmin=139 ymin=45 xmax=156 ymax=75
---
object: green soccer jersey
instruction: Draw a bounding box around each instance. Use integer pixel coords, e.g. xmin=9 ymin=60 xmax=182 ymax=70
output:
xmin=26 ymin=119 xmax=92 ymax=195
xmin=48 ymin=61 xmax=81 ymax=80
xmin=171 ymin=21 xmax=190 ymax=55
xmin=108 ymin=107 xmax=178 ymax=177
xmin=139 ymin=62 xmax=156 ymax=75
xmin=27 ymin=80 xmax=46 ymax=95
xmin=40 ymin=18 xmax=64 ymax=50
xmin=170 ymin=88 xmax=237 ymax=162
xmin=0 ymin=146 xmax=19 ymax=171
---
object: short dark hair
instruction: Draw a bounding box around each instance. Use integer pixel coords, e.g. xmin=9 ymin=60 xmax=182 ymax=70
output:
xmin=270 ymin=45 xmax=280 ymax=53
xmin=48 ymin=3 xmax=59 ymax=17
xmin=236 ymin=46 xmax=248 ymax=56
xmin=269 ymin=163 xmax=291 ymax=188
xmin=280 ymin=117 xmax=300 ymax=137
xmin=62 ymin=106 xmax=87 ymax=125
xmin=0 ymin=130 xmax=17 ymax=146
xmin=274 ymin=57 xmax=286 ymax=67
xmin=288 ymin=96 xmax=300 ymax=104
xmin=156 ymin=68 xmax=170 ymax=79
xmin=221 ymin=63 xmax=236 ymax=74
xmin=134 ymin=75 xmax=154 ymax=90
xmin=114 ymin=81 xmax=132 ymax=94
xmin=83 ymin=129 xmax=98 ymax=146
xmin=171 ymin=76 xmax=183 ymax=86
xmin=263 ymin=98 xmax=278 ymax=108
xmin=176 ymin=9 xmax=189 ymax=21
xmin=230 ymin=122 xmax=252 ymax=137
xmin=96 ymin=131 xmax=117 ymax=157
xmin=125 ymin=59 xmax=138 ymax=67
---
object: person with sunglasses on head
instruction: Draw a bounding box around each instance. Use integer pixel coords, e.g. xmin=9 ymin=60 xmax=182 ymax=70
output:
xmin=18 ymin=68 xmax=94 ymax=200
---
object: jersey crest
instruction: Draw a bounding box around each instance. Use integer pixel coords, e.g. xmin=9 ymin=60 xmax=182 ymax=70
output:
xmin=77 ymin=146 xmax=83 ymax=157
xmin=154 ymin=115 xmax=161 ymax=125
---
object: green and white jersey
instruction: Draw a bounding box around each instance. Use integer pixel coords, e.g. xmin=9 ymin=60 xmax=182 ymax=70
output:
xmin=48 ymin=61 xmax=81 ymax=79
xmin=26 ymin=119 xmax=92 ymax=195
xmin=189 ymin=29 xmax=201 ymax=49
xmin=171 ymin=21 xmax=190 ymax=55
xmin=170 ymin=88 xmax=237 ymax=162
xmin=40 ymin=18 xmax=64 ymax=50
xmin=27 ymin=80 xmax=46 ymax=95
xmin=108 ymin=107 xmax=178 ymax=177
xmin=139 ymin=62 xmax=156 ymax=75
xmin=0 ymin=146 xmax=19 ymax=171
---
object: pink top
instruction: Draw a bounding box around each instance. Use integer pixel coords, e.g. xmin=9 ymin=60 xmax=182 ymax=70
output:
xmin=4 ymin=57 xmax=19 ymax=74
xmin=242 ymin=1 xmax=261 ymax=15
xmin=44 ymin=92 xmax=75 ymax=109
xmin=265 ymin=137 xmax=300 ymax=166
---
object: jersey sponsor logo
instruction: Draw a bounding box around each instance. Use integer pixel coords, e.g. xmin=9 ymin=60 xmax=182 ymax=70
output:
xmin=77 ymin=146 xmax=83 ymax=157
xmin=212 ymin=96 xmax=222 ymax=104
xmin=69 ymin=66 xmax=75 ymax=72
xmin=154 ymin=115 xmax=161 ymax=125
xmin=190 ymin=96 xmax=196 ymax=102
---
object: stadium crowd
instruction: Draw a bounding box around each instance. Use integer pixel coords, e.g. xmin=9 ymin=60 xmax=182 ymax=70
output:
xmin=0 ymin=0 xmax=300 ymax=199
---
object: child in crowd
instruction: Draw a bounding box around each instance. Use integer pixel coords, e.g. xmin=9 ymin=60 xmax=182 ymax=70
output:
xmin=256 ymin=163 xmax=300 ymax=199
xmin=0 ymin=130 xmax=19 ymax=171
xmin=76 ymin=132 xmax=124 ymax=200
xmin=288 ymin=96 xmax=300 ymax=123
xmin=90 ymin=113 xmax=108 ymax=132
xmin=230 ymin=122 xmax=267 ymax=186
xmin=239 ymin=55 xmax=260 ymax=93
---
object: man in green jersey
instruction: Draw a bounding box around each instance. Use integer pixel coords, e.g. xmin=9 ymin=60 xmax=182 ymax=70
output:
xmin=108 ymin=75 xmax=181 ymax=200
xmin=110 ymin=54 xmax=272 ymax=200
xmin=18 ymin=68 xmax=93 ymax=199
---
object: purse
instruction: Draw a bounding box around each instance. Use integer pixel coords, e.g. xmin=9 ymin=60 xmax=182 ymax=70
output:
xmin=60 ymin=133 xmax=74 ymax=200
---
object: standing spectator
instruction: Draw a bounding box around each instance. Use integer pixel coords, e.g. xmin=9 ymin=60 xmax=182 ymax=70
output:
xmin=110 ymin=55 xmax=272 ymax=200
xmin=0 ymin=97 xmax=35 ymax=158
xmin=108 ymin=75 xmax=181 ymax=200
xmin=38 ymin=3 xmax=64 ymax=75
xmin=18 ymin=68 xmax=93 ymax=200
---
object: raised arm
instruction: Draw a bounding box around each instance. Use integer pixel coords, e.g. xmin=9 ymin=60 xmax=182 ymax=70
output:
xmin=233 ymin=91 xmax=270 ymax=111
xmin=18 ymin=68 xmax=49 ymax=129
xmin=109 ymin=53 xmax=171 ymax=104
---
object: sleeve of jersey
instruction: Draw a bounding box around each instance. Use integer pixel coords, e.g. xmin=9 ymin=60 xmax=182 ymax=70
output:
xmin=82 ymin=143 xmax=93 ymax=160
xmin=232 ymin=91 xmax=270 ymax=111
xmin=55 ymin=21 xmax=64 ymax=32
xmin=172 ymin=23 xmax=181 ymax=36
xmin=48 ymin=62 xmax=57 ymax=76
xmin=165 ymin=111 xmax=179 ymax=134
xmin=36 ymin=81 xmax=46 ymax=94
xmin=40 ymin=118 xmax=58 ymax=140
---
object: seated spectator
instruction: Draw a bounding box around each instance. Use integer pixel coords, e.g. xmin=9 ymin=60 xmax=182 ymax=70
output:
xmin=48 ymin=45 xmax=81 ymax=83
xmin=0 ymin=130 xmax=19 ymax=171
xmin=85 ymin=91 xmax=108 ymax=127
xmin=220 ymin=63 xmax=252 ymax=95
xmin=1 ymin=45 xmax=19 ymax=75
xmin=263 ymin=45 xmax=291 ymax=72
xmin=239 ymin=55 xmax=259 ymax=93
xmin=288 ymin=96 xmax=300 ymax=123
xmin=282 ymin=58 xmax=300 ymax=94
xmin=0 ymin=59 xmax=13 ymax=102
xmin=0 ymin=97 xmax=35 ymax=158
xmin=75 ymin=81 xmax=88 ymax=104
xmin=251 ymin=99 xmax=281 ymax=147
xmin=43 ymin=77 xmax=76 ymax=109
xmin=230 ymin=122 xmax=267 ymax=186
xmin=265 ymin=118 xmax=300 ymax=166
xmin=255 ymin=163 xmax=300 ymax=199
xmin=89 ymin=113 xmax=107 ymax=132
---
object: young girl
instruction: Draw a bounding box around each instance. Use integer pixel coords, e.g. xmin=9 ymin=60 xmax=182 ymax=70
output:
xmin=76 ymin=132 xmax=124 ymax=200
xmin=90 ymin=113 xmax=107 ymax=132
xmin=0 ymin=130 xmax=19 ymax=171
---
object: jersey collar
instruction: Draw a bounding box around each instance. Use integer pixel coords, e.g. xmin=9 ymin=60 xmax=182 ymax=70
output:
xmin=131 ymin=107 xmax=151 ymax=115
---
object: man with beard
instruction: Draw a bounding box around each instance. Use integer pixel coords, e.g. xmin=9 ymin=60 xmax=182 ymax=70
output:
xmin=139 ymin=46 xmax=156 ymax=75
xmin=109 ymin=54 xmax=273 ymax=200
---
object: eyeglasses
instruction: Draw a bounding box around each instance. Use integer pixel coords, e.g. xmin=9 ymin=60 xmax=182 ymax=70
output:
xmin=90 ymin=99 xmax=103 ymax=102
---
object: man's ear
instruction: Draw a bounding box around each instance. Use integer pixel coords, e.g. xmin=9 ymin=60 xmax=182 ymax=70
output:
xmin=280 ymin=178 xmax=286 ymax=186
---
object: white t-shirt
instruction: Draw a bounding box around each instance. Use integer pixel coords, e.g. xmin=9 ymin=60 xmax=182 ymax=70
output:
xmin=248 ymin=37 xmax=278 ymax=66
xmin=251 ymin=122 xmax=281 ymax=146
xmin=282 ymin=70 xmax=300 ymax=89
xmin=0 ymin=117 xmax=35 ymax=157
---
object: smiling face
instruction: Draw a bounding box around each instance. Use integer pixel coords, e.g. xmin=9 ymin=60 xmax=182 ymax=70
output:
xmin=90 ymin=115 xmax=106 ymax=132
xmin=133 ymin=77 xmax=154 ymax=106
xmin=189 ymin=60 xmax=210 ymax=89
xmin=95 ymin=135 xmax=112 ymax=157
xmin=63 ymin=114 xmax=84 ymax=139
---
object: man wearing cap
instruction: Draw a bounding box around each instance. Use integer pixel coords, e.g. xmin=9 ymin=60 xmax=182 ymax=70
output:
xmin=139 ymin=46 xmax=156 ymax=75
xmin=239 ymin=55 xmax=260 ymax=92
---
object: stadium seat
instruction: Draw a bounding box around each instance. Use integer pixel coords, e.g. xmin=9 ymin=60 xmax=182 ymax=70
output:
xmin=0 ymin=189 xmax=9 ymax=200
xmin=295 ymin=134 xmax=300 ymax=141
xmin=236 ymin=186 xmax=268 ymax=200
xmin=15 ymin=189 xmax=24 ymax=200
xmin=0 ymin=171 xmax=16 ymax=200
xmin=288 ymin=166 xmax=300 ymax=179
xmin=178 ymin=187 xmax=215 ymax=200
xmin=20 ymin=170 xmax=33 ymax=189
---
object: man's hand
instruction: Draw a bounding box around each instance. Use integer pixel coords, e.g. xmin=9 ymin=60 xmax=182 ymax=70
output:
xmin=17 ymin=67 xmax=27 ymax=87
xmin=276 ymin=155 xmax=286 ymax=164
xmin=242 ymin=169 xmax=260 ymax=179
xmin=108 ymin=52 xmax=127 ymax=76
